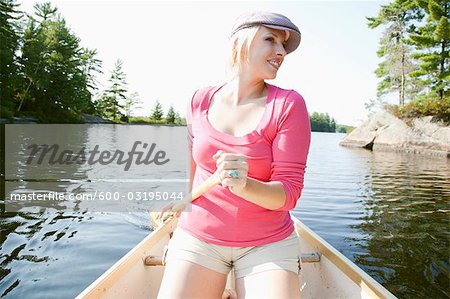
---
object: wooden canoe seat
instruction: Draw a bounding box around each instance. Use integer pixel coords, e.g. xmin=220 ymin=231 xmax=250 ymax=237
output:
xmin=143 ymin=250 xmax=321 ymax=266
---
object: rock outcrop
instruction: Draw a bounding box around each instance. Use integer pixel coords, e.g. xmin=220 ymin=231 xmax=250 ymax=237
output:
xmin=80 ymin=113 xmax=114 ymax=124
xmin=340 ymin=111 xmax=450 ymax=158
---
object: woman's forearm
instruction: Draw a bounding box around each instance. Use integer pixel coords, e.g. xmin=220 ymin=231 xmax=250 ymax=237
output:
xmin=232 ymin=178 xmax=286 ymax=210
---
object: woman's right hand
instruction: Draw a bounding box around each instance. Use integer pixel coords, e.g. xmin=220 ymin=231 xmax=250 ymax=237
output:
xmin=156 ymin=198 xmax=190 ymax=221
xmin=156 ymin=164 xmax=223 ymax=221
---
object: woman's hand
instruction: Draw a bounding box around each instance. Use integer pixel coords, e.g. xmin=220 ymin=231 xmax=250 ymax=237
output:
xmin=156 ymin=198 xmax=190 ymax=221
xmin=213 ymin=150 xmax=249 ymax=194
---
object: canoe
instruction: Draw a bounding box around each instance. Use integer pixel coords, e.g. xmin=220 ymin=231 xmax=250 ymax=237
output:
xmin=76 ymin=214 xmax=397 ymax=299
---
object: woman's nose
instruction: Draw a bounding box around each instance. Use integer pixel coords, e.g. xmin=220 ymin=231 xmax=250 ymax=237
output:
xmin=276 ymin=43 xmax=287 ymax=57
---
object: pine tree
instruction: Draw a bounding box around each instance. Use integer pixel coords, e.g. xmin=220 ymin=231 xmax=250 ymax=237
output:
xmin=79 ymin=48 xmax=102 ymax=114
xmin=99 ymin=59 xmax=127 ymax=120
xmin=166 ymin=105 xmax=176 ymax=124
xmin=367 ymin=0 xmax=423 ymax=105
xmin=123 ymin=91 xmax=142 ymax=118
xmin=0 ymin=0 xmax=22 ymax=117
xmin=174 ymin=111 xmax=182 ymax=125
xmin=18 ymin=2 xmax=100 ymax=122
xmin=408 ymin=0 xmax=449 ymax=100
xmin=150 ymin=100 xmax=164 ymax=121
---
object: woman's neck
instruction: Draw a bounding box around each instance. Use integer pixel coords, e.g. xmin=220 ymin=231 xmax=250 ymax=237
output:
xmin=225 ymin=76 xmax=266 ymax=106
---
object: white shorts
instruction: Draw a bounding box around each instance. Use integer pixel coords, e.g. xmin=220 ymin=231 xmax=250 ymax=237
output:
xmin=165 ymin=228 xmax=302 ymax=278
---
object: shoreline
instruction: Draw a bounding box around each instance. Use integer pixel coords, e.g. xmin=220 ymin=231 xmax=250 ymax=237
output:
xmin=340 ymin=111 xmax=450 ymax=158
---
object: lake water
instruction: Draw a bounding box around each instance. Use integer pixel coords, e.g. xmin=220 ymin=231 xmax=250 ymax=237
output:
xmin=1 ymin=126 xmax=449 ymax=298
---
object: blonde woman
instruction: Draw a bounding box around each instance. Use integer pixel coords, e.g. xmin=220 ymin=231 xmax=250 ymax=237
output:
xmin=157 ymin=11 xmax=311 ymax=299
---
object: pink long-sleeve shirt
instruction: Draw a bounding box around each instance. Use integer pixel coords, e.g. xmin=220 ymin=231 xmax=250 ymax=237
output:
xmin=178 ymin=82 xmax=311 ymax=247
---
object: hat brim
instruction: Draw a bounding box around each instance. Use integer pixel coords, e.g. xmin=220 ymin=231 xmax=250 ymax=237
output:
xmin=262 ymin=24 xmax=301 ymax=54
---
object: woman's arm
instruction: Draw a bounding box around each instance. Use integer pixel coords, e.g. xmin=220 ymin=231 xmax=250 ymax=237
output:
xmin=233 ymin=179 xmax=287 ymax=210
xmin=218 ymin=92 xmax=311 ymax=211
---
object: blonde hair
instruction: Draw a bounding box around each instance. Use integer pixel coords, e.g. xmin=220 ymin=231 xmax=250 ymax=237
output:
xmin=227 ymin=26 xmax=261 ymax=78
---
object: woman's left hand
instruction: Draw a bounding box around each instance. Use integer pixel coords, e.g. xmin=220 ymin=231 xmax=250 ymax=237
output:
xmin=213 ymin=150 xmax=249 ymax=194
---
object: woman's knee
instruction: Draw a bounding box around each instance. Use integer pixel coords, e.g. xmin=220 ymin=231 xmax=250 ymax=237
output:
xmin=235 ymin=270 xmax=301 ymax=299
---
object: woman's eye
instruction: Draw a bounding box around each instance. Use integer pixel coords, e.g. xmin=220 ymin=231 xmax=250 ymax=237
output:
xmin=266 ymin=37 xmax=274 ymax=42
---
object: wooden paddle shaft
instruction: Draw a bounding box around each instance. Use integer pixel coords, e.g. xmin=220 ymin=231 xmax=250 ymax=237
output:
xmin=189 ymin=173 xmax=221 ymax=202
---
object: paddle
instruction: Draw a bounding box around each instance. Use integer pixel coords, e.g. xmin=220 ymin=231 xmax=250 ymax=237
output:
xmin=152 ymin=172 xmax=221 ymax=226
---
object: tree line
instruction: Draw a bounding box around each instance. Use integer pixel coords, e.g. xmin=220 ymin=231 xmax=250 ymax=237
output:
xmin=367 ymin=0 xmax=449 ymax=122
xmin=0 ymin=1 xmax=182 ymax=123
xmin=308 ymin=112 xmax=354 ymax=133
xmin=310 ymin=112 xmax=337 ymax=132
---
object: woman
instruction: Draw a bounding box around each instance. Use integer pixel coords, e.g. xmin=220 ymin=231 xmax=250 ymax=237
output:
xmin=157 ymin=11 xmax=311 ymax=299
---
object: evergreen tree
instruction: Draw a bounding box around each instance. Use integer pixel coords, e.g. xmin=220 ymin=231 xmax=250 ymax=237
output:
xmin=79 ymin=48 xmax=102 ymax=114
xmin=123 ymin=91 xmax=142 ymax=118
xmin=150 ymin=100 xmax=163 ymax=121
xmin=408 ymin=0 xmax=450 ymax=100
xmin=367 ymin=0 xmax=423 ymax=105
xmin=174 ymin=111 xmax=182 ymax=125
xmin=166 ymin=105 xmax=176 ymax=124
xmin=0 ymin=0 xmax=22 ymax=118
xmin=18 ymin=2 xmax=100 ymax=122
xmin=98 ymin=59 xmax=127 ymax=120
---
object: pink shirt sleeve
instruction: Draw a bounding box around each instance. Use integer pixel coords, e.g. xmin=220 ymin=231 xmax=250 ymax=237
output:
xmin=271 ymin=90 xmax=311 ymax=211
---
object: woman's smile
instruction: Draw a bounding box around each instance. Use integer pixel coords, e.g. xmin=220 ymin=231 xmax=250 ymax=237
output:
xmin=267 ymin=58 xmax=282 ymax=70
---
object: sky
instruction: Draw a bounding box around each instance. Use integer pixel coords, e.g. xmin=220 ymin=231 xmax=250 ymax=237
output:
xmin=19 ymin=0 xmax=390 ymax=126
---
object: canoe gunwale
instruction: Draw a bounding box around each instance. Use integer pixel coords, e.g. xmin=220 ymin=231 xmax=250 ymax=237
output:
xmin=293 ymin=217 xmax=397 ymax=299
xmin=76 ymin=217 xmax=177 ymax=299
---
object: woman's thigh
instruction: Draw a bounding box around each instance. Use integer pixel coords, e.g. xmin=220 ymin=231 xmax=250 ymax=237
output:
xmin=157 ymin=259 xmax=228 ymax=299
xmin=235 ymin=269 xmax=301 ymax=299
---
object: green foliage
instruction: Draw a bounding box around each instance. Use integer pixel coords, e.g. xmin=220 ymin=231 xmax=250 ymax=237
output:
xmin=166 ymin=105 xmax=176 ymax=124
xmin=310 ymin=112 xmax=336 ymax=132
xmin=0 ymin=0 xmax=22 ymax=115
xmin=128 ymin=117 xmax=165 ymax=124
xmin=369 ymin=0 xmax=450 ymax=106
xmin=95 ymin=59 xmax=127 ymax=120
xmin=123 ymin=92 xmax=142 ymax=118
xmin=128 ymin=116 xmax=185 ymax=126
xmin=0 ymin=1 xmax=102 ymax=123
xmin=367 ymin=0 xmax=424 ymax=105
xmin=406 ymin=0 xmax=449 ymax=100
xmin=336 ymin=124 xmax=355 ymax=134
xmin=386 ymin=95 xmax=450 ymax=122
xmin=1 ymin=2 xmax=184 ymax=124
xmin=150 ymin=100 xmax=164 ymax=121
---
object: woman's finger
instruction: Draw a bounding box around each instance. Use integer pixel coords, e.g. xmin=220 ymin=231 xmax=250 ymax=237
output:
xmin=213 ymin=150 xmax=224 ymax=160
xmin=216 ymin=153 xmax=245 ymax=164
xmin=156 ymin=202 xmax=174 ymax=220
xmin=217 ymin=160 xmax=248 ymax=171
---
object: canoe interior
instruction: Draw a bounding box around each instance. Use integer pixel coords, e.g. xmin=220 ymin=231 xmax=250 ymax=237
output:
xmin=77 ymin=216 xmax=396 ymax=299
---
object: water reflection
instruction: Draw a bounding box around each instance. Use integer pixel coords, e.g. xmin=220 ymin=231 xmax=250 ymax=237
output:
xmin=350 ymin=151 xmax=450 ymax=298
xmin=0 ymin=210 xmax=148 ymax=298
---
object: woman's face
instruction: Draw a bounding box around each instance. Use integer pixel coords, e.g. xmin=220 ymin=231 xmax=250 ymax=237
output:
xmin=242 ymin=26 xmax=288 ymax=80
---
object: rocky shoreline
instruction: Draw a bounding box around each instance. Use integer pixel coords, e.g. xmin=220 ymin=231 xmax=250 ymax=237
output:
xmin=340 ymin=111 xmax=450 ymax=158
